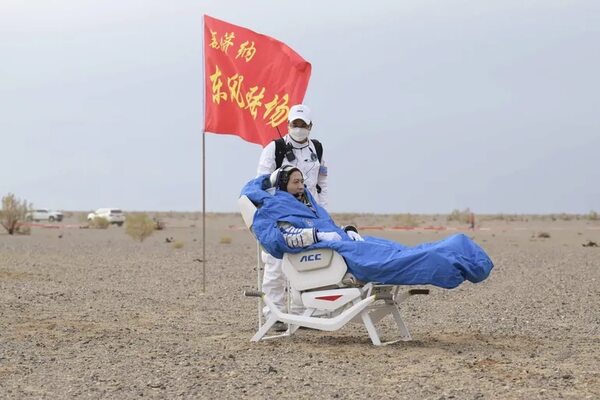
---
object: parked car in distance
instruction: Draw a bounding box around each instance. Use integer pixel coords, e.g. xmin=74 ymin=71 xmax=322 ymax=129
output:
xmin=25 ymin=209 xmax=64 ymax=222
xmin=87 ymin=208 xmax=126 ymax=226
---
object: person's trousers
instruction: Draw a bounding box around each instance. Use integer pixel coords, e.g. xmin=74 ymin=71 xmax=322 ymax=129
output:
xmin=261 ymin=251 xmax=304 ymax=316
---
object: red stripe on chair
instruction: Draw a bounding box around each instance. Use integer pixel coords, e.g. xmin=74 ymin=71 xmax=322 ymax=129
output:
xmin=315 ymin=295 xmax=342 ymax=301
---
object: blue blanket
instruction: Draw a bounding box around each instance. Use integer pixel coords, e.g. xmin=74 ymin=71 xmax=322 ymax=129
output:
xmin=241 ymin=176 xmax=493 ymax=289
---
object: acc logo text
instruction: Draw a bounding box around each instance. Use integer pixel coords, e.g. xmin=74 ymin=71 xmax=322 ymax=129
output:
xmin=300 ymin=254 xmax=322 ymax=262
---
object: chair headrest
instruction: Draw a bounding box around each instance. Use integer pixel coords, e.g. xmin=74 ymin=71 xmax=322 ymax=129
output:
xmin=238 ymin=195 xmax=257 ymax=230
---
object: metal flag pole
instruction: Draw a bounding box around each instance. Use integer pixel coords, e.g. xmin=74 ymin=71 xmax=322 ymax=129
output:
xmin=202 ymin=131 xmax=206 ymax=293
xmin=201 ymin=15 xmax=206 ymax=293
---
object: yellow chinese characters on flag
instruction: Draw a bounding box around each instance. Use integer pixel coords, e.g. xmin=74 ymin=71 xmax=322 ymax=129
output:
xmin=203 ymin=15 xmax=312 ymax=146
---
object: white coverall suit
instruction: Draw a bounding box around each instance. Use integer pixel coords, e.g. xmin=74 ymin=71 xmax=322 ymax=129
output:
xmin=256 ymin=135 xmax=328 ymax=315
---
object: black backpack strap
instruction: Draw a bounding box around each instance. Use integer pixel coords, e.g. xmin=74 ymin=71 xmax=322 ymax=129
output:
xmin=274 ymin=138 xmax=286 ymax=169
xmin=311 ymin=139 xmax=324 ymax=194
xmin=311 ymin=139 xmax=323 ymax=163
xmin=276 ymin=138 xmax=323 ymax=169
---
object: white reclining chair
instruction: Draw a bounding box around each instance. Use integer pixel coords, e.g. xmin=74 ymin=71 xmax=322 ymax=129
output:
xmin=238 ymin=195 xmax=428 ymax=346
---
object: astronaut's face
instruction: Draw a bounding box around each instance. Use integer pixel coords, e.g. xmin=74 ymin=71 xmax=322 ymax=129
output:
xmin=286 ymin=170 xmax=305 ymax=198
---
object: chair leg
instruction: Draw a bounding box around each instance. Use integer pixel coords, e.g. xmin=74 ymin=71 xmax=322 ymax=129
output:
xmin=251 ymin=294 xmax=291 ymax=341
xmin=288 ymin=308 xmax=315 ymax=335
xmin=359 ymin=300 xmax=412 ymax=345
xmin=390 ymin=305 xmax=412 ymax=341
xmin=251 ymin=315 xmax=279 ymax=342
xmin=360 ymin=310 xmax=382 ymax=346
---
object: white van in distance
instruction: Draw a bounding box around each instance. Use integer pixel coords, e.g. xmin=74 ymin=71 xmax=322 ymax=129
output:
xmin=87 ymin=208 xmax=126 ymax=226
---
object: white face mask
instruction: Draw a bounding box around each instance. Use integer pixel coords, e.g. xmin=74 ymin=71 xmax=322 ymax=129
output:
xmin=289 ymin=127 xmax=310 ymax=142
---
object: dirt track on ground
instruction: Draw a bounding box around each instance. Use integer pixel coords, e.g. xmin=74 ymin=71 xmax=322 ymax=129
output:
xmin=1 ymin=214 xmax=599 ymax=399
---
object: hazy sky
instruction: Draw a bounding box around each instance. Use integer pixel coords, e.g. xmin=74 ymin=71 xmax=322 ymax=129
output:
xmin=1 ymin=0 xmax=599 ymax=213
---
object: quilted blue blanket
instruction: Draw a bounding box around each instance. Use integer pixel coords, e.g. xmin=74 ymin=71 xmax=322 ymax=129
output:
xmin=241 ymin=176 xmax=493 ymax=289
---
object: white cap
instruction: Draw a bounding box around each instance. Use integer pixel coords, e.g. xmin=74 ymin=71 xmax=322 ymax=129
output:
xmin=288 ymin=104 xmax=311 ymax=124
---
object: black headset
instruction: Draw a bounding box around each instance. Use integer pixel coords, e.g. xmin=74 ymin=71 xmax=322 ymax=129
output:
xmin=274 ymin=165 xmax=300 ymax=191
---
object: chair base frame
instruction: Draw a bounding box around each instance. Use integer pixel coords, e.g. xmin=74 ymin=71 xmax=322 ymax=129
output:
xmin=249 ymin=283 xmax=419 ymax=346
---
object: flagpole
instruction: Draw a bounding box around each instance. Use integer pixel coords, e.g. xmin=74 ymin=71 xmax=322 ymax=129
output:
xmin=201 ymin=15 xmax=206 ymax=293
xmin=202 ymin=131 xmax=206 ymax=293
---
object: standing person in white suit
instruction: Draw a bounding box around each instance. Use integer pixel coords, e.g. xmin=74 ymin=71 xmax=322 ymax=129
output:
xmin=256 ymin=104 xmax=329 ymax=331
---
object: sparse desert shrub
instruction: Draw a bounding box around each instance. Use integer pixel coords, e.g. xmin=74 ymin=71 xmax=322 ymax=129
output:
xmin=558 ymin=213 xmax=574 ymax=221
xmin=220 ymin=236 xmax=232 ymax=244
xmin=392 ymin=213 xmax=419 ymax=227
xmin=549 ymin=213 xmax=575 ymax=221
xmin=1 ymin=193 xmax=31 ymax=235
xmin=447 ymin=208 xmax=472 ymax=224
xmin=125 ymin=213 xmax=155 ymax=242
xmin=89 ymin=216 xmax=109 ymax=229
xmin=587 ymin=210 xmax=599 ymax=221
xmin=538 ymin=232 xmax=551 ymax=239
xmin=173 ymin=241 xmax=184 ymax=249
xmin=479 ymin=213 xmax=525 ymax=222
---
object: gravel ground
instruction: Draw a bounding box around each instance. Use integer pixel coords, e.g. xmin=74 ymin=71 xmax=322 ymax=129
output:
xmin=1 ymin=215 xmax=599 ymax=399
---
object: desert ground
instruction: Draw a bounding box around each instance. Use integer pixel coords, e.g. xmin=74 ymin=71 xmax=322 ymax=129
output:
xmin=1 ymin=213 xmax=599 ymax=399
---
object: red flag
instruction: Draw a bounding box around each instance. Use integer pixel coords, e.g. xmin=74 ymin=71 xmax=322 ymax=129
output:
xmin=203 ymin=15 xmax=311 ymax=146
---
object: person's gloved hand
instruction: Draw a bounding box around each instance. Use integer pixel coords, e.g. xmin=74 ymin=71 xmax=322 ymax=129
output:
xmin=347 ymin=230 xmax=364 ymax=241
xmin=317 ymin=231 xmax=342 ymax=242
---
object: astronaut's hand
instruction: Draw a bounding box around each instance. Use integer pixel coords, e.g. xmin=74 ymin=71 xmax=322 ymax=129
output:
xmin=316 ymin=231 xmax=342 ymax=242
xmin=347 ymin=231 xmax=364 ymax=241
